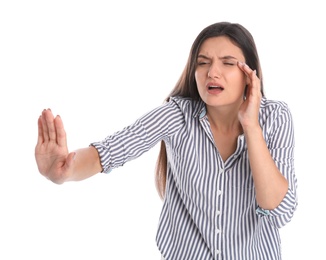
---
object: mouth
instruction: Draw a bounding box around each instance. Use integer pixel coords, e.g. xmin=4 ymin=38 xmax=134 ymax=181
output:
xmin=208 ymin=85 xmax=224 ymax=90
xmin=207 ymin=84 xmax=224 ymax=95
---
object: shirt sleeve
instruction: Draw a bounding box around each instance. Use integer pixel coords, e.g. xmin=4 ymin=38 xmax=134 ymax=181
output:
xmin=90 ymin=98 xmax=185 ymax=173
xmin=262 ymin=102 xmax=298 ymax=228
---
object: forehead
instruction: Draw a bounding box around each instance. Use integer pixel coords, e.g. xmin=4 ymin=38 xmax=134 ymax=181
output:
xmin=198 ymin=36 xmax=244 ymax=59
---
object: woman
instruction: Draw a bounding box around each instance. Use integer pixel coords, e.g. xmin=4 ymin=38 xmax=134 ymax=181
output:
xmin=35 ymin=22 xmax=298 ymax=259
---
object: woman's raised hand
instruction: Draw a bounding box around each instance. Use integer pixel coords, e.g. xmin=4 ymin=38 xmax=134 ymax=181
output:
xmin=237 ymin=61 xmax=262 ymax=131
xmin=35 ymin=109 xmax=75 ymax=184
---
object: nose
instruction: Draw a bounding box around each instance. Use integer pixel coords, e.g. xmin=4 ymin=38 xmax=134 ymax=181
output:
xmin=207 ymin=63 xmax=221 ymax=78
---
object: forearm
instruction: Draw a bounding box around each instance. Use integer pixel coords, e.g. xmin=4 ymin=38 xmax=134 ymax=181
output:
xmin=245 ymin=127 xmax=288 ymax=210
xmin=67 ymin=146 xmax=102 ymax=182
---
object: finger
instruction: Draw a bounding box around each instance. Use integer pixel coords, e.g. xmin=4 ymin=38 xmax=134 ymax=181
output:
xmin=238 ymin=62 xmax=261 ymax=93
xmin=44 ymin=109 xmax=57 ymax=142
xmin=66 ymin=152 xmax=76 ymax=168
xmin=36 ymin=115 xmax=44 ymax=145
xmin=237 ymin=61 xmax=255 ymax=77
xmin=41 ymin=109 xmax=50 ymax=141
xmin=250 ymin=70 xmax=261 ymax=96
xmin=54 ymin=115 xmax=67 ymax=147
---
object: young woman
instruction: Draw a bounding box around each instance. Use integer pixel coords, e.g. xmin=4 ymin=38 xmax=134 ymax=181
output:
xmin=35 ymin=22 xmax=298 ymax=260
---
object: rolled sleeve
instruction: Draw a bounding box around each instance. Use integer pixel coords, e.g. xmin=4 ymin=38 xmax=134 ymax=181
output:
xmin=261 ymin=101 xmax=298 ymax=228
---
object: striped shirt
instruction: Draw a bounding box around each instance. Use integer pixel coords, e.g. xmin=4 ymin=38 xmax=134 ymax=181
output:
xmin=91 ymin=96 xmax=298 ymax=260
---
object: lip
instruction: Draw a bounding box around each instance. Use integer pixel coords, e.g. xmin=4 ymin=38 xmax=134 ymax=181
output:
xmin=206 ymin=81 xmax=224 ymax=95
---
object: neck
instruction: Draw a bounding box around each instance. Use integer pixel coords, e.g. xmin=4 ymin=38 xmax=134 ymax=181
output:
xmin=206 ymin=105 xmax=243 ymax=135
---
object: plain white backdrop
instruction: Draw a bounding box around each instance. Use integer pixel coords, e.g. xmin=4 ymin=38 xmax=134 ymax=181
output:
xmin=0 ymin=0 xmax=325 ymax=259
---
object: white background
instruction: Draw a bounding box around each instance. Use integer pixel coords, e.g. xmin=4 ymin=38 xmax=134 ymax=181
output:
xmin=0 ymin=0 xmax=325 ymax=259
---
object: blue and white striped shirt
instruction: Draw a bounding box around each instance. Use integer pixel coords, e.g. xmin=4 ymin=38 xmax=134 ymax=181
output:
xmin=91 ymin=96 xmax=298 ymax=260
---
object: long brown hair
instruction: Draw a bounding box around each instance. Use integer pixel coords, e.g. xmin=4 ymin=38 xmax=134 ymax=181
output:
xmin=155 ymin=22 xmax=264 ymax=199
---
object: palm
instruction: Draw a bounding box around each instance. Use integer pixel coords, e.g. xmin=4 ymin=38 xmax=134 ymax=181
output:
xmin=35 ymin=109 xmax=71 ymax=183
xmin=238 ymin=97 xmax=254 ymax=127
xmin=35 ymin=139 xmax=67 ymax=175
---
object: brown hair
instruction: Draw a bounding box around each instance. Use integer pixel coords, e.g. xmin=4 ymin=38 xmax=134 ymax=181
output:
xmin=155 ymin=22 xmax=264 ymax=199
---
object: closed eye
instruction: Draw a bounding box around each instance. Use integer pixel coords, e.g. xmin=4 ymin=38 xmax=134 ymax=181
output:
xmin=197 ymin=54 xmax=211 ymax=66
xmin=198 ymin=61 xmax=210 ymax=65
xmin=220 ymin=55 xmax=238 ymax=66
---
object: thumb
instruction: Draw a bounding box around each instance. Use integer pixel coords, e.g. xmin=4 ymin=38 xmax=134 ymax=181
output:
xmin=66 ymin=152 xmax=76 ymax=168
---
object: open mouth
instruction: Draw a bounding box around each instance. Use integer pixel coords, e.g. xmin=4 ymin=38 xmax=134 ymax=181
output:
xmin=208 ymin=86 xmax=224 ymax=90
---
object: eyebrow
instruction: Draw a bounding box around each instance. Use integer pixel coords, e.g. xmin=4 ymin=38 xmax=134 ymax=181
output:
xmin=197 ymin=54 xmax=238 ymax=60
xmin=219 ymin=55 xmax=237 ymax=61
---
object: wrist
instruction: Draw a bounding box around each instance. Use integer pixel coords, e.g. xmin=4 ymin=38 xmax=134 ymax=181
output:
xmin=243 ymin=125 xmax=263 ymax=139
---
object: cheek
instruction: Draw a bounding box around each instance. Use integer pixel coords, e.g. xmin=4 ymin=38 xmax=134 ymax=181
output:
xmin=230 ymin=70 xmax=247 ymax=85
xmin=195 ymin=70 xmax=206 ymax=87
xmin=194 ymin=71 xmax=201 ymax=89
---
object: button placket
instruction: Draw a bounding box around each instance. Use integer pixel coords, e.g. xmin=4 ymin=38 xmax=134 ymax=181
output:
xmin=215 ymin=165 xmax=224 ymax=260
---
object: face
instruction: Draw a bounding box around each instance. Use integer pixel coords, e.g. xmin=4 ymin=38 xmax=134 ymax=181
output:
xmin=195 ymin=36 xmax=248 ymax=109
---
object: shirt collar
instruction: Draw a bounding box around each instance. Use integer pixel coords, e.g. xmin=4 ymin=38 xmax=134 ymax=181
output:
xmin=193 ymin=99 xmax=206 ymax=119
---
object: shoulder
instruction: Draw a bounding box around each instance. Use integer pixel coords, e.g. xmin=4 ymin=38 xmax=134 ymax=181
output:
xmin=261 ymin=97 xmax=289 ymax=109
xmin=259 ymin=97 xmax=294 ymax=129
xmin=168 ymin=96 xmax=204 ymax=118
xmin=260 ymin=97 xmax=292 ymax=116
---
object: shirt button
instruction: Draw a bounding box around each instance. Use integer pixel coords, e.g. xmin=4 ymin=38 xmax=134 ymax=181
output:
xmin=216 ymin=210 xmax=221 ymax=215
xmin=216 ymin=249 xmax=220 ymax=255
xmin=217 ymin=190 xmax=222 ymax=195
